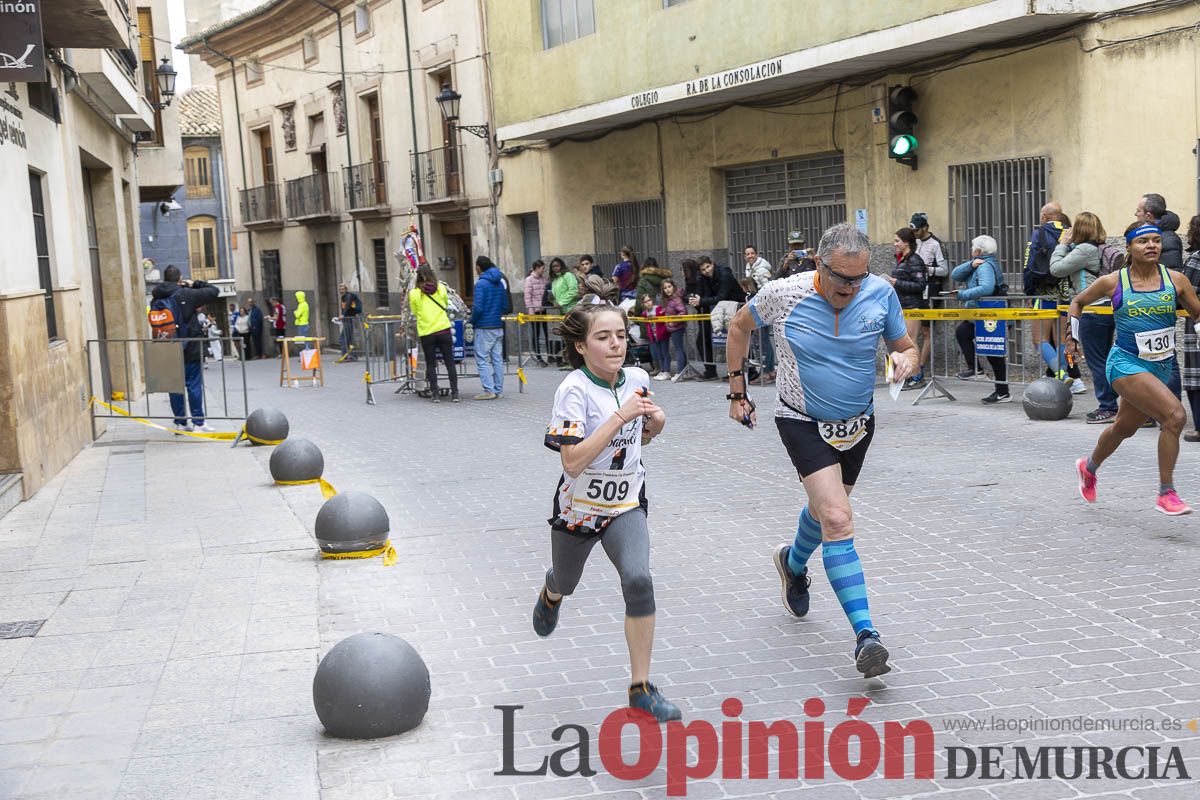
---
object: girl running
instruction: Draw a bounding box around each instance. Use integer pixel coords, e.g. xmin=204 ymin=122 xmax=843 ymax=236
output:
xmin=533 ymin=276 xmax=680 ymax=722
xmin=1068 ymin=223 xmax=1200 ymax=515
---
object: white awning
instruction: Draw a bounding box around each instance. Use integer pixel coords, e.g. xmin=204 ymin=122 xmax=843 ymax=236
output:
xmin=306 ymin=114 xmax=326 ymax=154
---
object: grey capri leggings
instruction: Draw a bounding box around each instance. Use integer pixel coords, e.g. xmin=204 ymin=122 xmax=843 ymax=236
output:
xmin=545 ymin=508 xmax=655 ymax=617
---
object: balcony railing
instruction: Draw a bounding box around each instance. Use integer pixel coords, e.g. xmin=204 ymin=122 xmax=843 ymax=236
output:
xmin=344 ymin=161 xmax=388 ymax=211
xmin=239 ymin=184 xmax=283 ymax=226
xmin=412 ymin=146 xmax=465 ymax=205
xmin=285 ymin=172 xmax=338 ymax=221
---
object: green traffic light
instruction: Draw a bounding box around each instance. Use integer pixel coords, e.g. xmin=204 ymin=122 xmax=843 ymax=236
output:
xmin=890 ymin=135 xmax=918 ymax=157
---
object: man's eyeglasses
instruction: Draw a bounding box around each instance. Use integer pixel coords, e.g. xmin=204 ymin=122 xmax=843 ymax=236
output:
xmin=821 ymin=264 xmax=869 ymax=288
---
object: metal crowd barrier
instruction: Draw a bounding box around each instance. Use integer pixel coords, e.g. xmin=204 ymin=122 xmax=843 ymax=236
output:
xmin=898 ymin=296 xmax=1178 ymax=405
xmin=510 ymin=311 xmax=772 ymax=386
xmin=361 ymin=315 xmax=522 ymax=405
xmin=86 ymin=336 xmax=250 ymax=438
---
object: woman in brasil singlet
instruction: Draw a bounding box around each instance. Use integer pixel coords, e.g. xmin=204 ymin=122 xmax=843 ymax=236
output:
xmin=1067 ymin=223 xmax=1200 ymax=515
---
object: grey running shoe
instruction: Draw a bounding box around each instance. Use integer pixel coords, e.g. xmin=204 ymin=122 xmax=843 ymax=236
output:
xmin=772 ymin=544 xmax=811 ymax=617
xmin=854 ymin=630 xmax=891 ymax=678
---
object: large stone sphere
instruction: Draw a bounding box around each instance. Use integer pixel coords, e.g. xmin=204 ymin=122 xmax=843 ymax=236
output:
xmin=314 ymin=491 xmax=390 ymax=555
xmin=313 ymin=632 xmax=430 ymax=739
xmin=269 ymin=438 xmax=324 ymax=483
xmin=1022 ymin=376 xmax=1073 ymax=421
xmin=245 ymin=407 xmax=289 ymax=445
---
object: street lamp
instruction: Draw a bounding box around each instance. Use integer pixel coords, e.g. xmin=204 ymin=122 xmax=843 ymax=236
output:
xmin=153 ymin=57 xmax=177 ymax=110
xmin=435 ymin=84 xmax=490 ymax=152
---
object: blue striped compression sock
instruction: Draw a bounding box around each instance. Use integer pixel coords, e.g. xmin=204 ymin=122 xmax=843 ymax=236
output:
xmin=786 ymin=506 xmax=823 ymax=576
xmin=822 ymin=538 xmax=874 ymax=636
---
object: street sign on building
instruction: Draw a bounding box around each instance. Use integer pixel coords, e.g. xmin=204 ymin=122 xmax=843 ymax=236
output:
xmin=0 ymin=1 xmax=46 ymax=84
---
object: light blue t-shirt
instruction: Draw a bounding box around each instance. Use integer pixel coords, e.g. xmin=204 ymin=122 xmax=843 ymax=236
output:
xmin=749 ymin=271 xmax=907 ymax=421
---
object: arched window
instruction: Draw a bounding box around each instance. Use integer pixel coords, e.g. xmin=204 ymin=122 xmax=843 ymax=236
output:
xmin=184 ymin=146 xmax=212 ymax=198
xmin=187 ymin=215 xmax=219 ymax=280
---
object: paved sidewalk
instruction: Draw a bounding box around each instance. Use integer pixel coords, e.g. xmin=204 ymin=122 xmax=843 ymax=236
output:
xmin=1 ymin=357 xmax=1199 ymax=799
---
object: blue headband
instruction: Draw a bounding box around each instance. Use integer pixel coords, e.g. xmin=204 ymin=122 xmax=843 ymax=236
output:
xmin=1126 ymin=224 xmax=1161 ymax=244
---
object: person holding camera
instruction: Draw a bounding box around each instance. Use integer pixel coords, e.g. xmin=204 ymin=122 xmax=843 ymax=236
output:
xmin=776 ymin=231 xmax=810 ymax=279
xmin=151 ymin=265 xmax=221 ymax=432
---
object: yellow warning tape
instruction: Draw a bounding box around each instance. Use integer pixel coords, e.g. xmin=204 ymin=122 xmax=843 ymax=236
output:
xmin=275 ymin=477 xmax=338 ymax=499
xmin=905 ymin=305 xmax=1190 ymax=321
xmin=511 ymin=312 xmax=713 ymax=324
xmin=90 ymin=398 xmax=239 ymax=441
xmin=243 ymin=431 xmax=284 ymax=446
xmin=321 ymin=541 xmax=398 ymax=567
xmin=517 ymin=368 xmax=527 ymax=385
xmin=903 ymin=308 xmax=1059 ymax=321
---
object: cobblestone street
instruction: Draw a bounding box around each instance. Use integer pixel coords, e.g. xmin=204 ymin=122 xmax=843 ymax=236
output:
xmin=2 ymin=357 xmax=1199 ymax=800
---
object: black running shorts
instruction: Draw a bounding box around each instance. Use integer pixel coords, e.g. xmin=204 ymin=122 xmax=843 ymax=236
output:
xmin=775 ymin=415 xmax=876 ymax=486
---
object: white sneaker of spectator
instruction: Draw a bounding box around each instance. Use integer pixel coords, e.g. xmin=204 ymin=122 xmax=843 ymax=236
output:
xmin=193 ymin=424 xmax=217 ymax=433
xmin=1070 ymin=379 xmax=1088 ymax=395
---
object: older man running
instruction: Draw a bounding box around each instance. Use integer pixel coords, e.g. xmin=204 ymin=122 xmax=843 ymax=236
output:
xmin=725 ymin=223 xmax=918 ymax=678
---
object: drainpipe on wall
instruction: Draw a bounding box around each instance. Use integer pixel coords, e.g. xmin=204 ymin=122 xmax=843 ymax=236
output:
xmin=215 ymin=142 xmax=234 ymax=280
xmin=202 ymin=40 xmax=257 ymax=293
xmin=401 ymin=0 xmax=424 ymax=253
xmin=475 ymin=0 xmax=500 ymax=254
xmin=311 ymin=0 xmax=362 ymax=294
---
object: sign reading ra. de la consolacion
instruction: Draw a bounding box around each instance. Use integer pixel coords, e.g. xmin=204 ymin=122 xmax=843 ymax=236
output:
xmin=0 ymin=0 xmax=46 ymax=84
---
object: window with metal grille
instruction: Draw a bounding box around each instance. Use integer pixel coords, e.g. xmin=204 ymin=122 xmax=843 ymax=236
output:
xmin=592 ymin=199 xmax=666 ymax=274
xmin=261 ymin=250 xmax=282 ymax=304
xmin=725 ymin=155 xmax=846 ymax=264
xmin=947 ymin=157 xmax=1048 ymax=286
xmin=541 ymin=0 xmax=595 ymax=49
xmin=29 ymin=171 xmax=57 ymax=341
xmin=373 ymin=239 xmax=388 ymax=309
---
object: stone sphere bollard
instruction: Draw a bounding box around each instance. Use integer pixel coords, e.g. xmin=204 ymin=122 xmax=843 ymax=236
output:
xmin=244 ymin=407 xmax=289 ymax=445
xmin=313 ymin=632 xmax=430 ymax=739
xmin=269 ymin=438 xmax=324 ymax=483
xmin=1022 ymin=376 xmax=1073 ymax=421
xmin=314 ymin=491 xmax=390 ymax=556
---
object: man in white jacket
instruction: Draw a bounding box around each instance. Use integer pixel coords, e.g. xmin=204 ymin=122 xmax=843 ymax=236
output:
xmin=742 ymin=244 xmax=776 ymax=379
xmin=743 ymin=245 xmax=773 ymax=290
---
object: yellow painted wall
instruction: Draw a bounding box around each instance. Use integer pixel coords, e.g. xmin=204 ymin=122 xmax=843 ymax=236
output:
xmin=496 ymin=11 xmax=1200 ymax=262
xmin=487 ymin=0 xmax=991 ymax=127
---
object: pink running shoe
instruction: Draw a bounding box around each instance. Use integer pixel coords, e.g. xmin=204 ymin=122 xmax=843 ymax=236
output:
xmin=1156 ymin=490 xmax=1192 ymax=516
xmin=1076 ymin=458 xmax=1097 ymax=503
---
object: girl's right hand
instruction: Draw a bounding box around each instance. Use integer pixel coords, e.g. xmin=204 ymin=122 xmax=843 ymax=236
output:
xmin=617 ymin=391 xmax=655 ymax=423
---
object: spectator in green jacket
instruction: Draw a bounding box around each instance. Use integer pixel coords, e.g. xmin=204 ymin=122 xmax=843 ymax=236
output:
xmin=552 ymin=259 xmax=579 ymax=314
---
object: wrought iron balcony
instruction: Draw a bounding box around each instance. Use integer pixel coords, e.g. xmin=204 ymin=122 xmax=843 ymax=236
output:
xmin=411 ymin=145 xmax=465 ymax=207
xmin=285 ymin=172 xmax=338 ymax=222
xmin=344 ymin=161 xmax=388 ymax=213
xmin=239 ymin=184 xmax=283 ymax=227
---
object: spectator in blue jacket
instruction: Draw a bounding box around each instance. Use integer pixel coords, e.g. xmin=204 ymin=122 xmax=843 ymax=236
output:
xmin=470 ymin=255 xmax=510 ymax=400
xmin=951 ymin=235 xmax=1010 ymax=404
xmin=246 ymin=297 xmax=265 ymax=360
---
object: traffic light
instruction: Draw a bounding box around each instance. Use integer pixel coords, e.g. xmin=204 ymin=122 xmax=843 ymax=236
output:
xmin=887 ymin=85 xmax=918 ymax=170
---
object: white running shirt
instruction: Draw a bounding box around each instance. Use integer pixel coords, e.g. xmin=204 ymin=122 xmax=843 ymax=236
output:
xmin=544 ymin=367 xmax=650 ymax=534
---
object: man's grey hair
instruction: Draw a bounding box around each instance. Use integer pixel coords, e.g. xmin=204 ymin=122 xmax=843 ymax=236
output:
xmin=971 ymin=235 xmax=998 ymax=255
xmin=1141 ymin=193 xmax=1167 ymax=219
xmin=816 ymin=222 xmax=871 ymax=261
